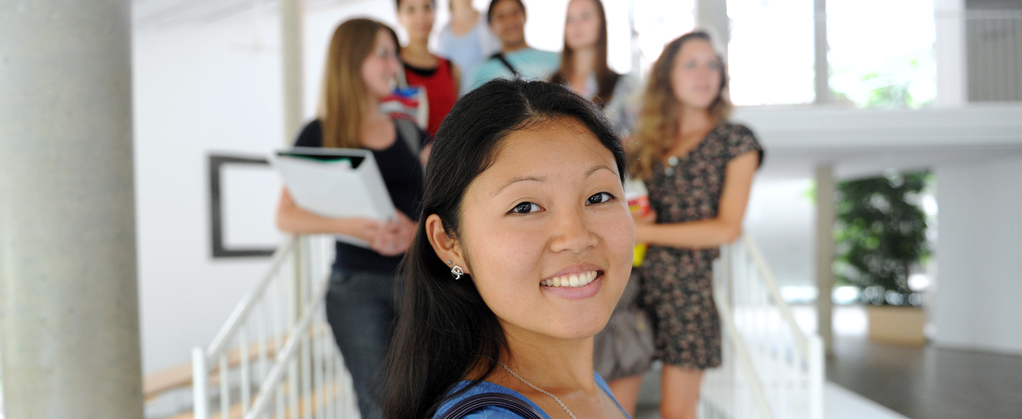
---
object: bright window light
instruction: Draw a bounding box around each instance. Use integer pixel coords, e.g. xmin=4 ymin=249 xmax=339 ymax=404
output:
xmin=727 ymin=0 xmax=816 ymax=105
xmin=827 ymin=0 xmax=937 ymax=108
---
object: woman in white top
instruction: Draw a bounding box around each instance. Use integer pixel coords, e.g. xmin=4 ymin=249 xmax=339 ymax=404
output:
xmin=437 ymin=0 xmax=501 ymax=94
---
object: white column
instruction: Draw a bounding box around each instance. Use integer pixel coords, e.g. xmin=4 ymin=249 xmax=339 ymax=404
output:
xmin=695 ymin=0 xmax=730 ymax=56
xmin=814 ymin=164 xmax=836 ymax=355
xmin=934 ymin=0 xmax=967 ymax=106
xmin=0 ymin=0 xmax=144 ymax=417
xmin=281 ymin=0 xmax=306 ymax=145
xmin=814 ymin=0 xmax=832 ymax=104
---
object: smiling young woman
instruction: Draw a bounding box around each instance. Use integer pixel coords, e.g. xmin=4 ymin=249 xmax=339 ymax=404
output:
xmin=381 ymin=79 xmax=634 ymax=419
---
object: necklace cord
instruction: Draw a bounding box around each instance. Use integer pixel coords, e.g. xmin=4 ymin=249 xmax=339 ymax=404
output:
xmin=498 ymin=361 xmax=579 ymax=419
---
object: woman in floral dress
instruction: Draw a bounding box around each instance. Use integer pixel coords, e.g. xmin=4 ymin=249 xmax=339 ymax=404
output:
xmin=629 ymin=31 xmax=763 ymax=419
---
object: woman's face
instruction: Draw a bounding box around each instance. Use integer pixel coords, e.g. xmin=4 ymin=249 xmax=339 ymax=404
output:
xmin=361 ymin=29 xmax=401 ymax=100
xmin=490 ymin=0 xmax=527 ymax=50
xmin=397 ymin=0 xmax=435 ymax=42
xmin=455 ymin=117 xmax=634 ymax=342
xmin=670 ymin=39 xmax=723 ymax=110
xmin=564 ymin=0 xmax=601 ymax=52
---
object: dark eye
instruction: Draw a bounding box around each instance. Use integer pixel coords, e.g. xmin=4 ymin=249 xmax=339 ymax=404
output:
xmin=510 ymin=202 xmax=541 ymax=214
xmin=587 ymin=192 xmax=615 ymax=205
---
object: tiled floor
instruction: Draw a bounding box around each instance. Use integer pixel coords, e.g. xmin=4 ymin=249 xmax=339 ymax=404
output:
xmin=633 ymin=305 xmax=1022 ymax=419
xmin=827 ymin=333 xmax=1022 ymax=419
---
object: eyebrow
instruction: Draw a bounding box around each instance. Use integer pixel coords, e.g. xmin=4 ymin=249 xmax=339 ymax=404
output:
xmin=492 ymin=176 xmax=545 ymax=197
xmin=490 ymin=165 xmax=615 ymax=197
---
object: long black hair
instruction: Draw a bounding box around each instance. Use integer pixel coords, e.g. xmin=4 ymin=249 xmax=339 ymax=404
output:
xmin=380 ymin=78 xmax=626 ymax=419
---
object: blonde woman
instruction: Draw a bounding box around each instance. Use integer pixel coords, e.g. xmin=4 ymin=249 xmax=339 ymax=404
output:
xmin=275 ymin=18 xmax=426 ymax=419
xmin=630 ymin=31 xmax=763 ymax=419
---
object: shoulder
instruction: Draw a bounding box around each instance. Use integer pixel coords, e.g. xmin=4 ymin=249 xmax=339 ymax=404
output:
xmin=721 ymin=122 xmax=756 ymax=138
xmin=716 ymin=122 xmax=763 ymax=165
xmin=432 ymin=381 xmax=548 ymax=419
xmin=469 ymin=58 xmax=506 ymax=85
xmin=615 ymin=73 xmax=640 ymax=93
xmin=294 ymin=119 xmax=322 ymax=148
xmin=524 ymin=48 xmax=560 ymax=65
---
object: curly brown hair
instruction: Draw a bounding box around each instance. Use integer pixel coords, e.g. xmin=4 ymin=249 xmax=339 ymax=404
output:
xmin=630 ymin=31 xmax=732 ymax=180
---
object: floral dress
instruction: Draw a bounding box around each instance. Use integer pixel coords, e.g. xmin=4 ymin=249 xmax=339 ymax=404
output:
xmin=641 ymin=122 xmax=762 ymax=369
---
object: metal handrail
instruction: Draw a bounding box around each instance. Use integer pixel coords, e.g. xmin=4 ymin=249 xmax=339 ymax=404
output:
xmin=192 ymin=234 xmax=353 ymax=419
xmin=244 ymin=274 xmax=331 ymax=419
xmin=206 ymin=236 xmax=297 ymax=360
xmin=701 ymin=235 xmax=825 ymax=419
xmin=742 ymin=235 xmax=810 ymax=355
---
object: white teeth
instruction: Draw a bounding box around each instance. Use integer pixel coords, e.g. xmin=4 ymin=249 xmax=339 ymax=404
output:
xmin=541 ymin=271 xmax=599 ymax=288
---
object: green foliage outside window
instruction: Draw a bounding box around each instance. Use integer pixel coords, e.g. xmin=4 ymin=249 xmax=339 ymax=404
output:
xmin=834 ymin=171 xmax=931 ymax=305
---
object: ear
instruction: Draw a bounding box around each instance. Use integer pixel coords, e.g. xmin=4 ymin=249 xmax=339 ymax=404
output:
xmin=425 ymin=214 xmax=468 ymax=272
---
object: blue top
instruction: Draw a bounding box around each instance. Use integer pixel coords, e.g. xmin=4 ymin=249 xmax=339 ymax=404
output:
xmin=432 ymin=372 xmax=631 ymax=419
xmin=466 ymin=47 xmax=561 ymax=92
xmin=437 ymin=15 xmax=501 ymax=94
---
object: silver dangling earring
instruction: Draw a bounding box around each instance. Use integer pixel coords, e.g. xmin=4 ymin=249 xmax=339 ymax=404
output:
xmin=451 ymin=265 xmax=464 ymax=280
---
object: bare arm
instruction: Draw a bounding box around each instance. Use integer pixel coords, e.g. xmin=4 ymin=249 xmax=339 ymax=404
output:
xmin=275 ymin=187 xmax=383 ymax=242
xmin=635 ymin=151 xmax=759 ymax=248
xmin=451 ymin=62 xmax=462 ymax=97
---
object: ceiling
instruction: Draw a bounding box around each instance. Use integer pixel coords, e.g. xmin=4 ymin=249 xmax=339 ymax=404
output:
xmin=131 ymin=0 xmax=344 ymax=29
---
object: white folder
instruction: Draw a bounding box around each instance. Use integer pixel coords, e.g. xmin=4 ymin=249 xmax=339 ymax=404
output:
xmin=274 ymin=147 xmax=396 ymax=248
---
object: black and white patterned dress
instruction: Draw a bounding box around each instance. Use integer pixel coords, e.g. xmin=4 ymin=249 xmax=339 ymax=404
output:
xmin=641 ymin=122 xmax=762 ymax=369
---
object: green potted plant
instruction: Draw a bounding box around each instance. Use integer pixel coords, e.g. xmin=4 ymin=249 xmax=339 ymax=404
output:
xmin=834 ymin=170 xmax=931 ymax=345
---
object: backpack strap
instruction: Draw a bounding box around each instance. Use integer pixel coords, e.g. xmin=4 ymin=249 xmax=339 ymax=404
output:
xmin=394 ymin=118 xmax=422 ymax=155
xmin=490 ymin=53 xmax=520 ymax=77
xmin=436 ymin=392 xmax=544 ymax=419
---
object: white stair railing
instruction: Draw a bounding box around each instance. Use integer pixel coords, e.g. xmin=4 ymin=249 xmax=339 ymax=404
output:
xmin=700 ymin=235 xmax=825 ymax=419
xmin=192 ymin=234 xmax=359 ymax=419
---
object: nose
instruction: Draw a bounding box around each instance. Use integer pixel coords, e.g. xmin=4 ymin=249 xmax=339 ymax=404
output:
xmin=549 ymin=207 xmax=598 ymax=254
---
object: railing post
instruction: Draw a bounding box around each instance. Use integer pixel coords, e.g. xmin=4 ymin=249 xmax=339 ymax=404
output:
xmin=808 ymin=335 xmax=825 ymax=419
xmin=192 ymin=347 xmax=209 ymax=419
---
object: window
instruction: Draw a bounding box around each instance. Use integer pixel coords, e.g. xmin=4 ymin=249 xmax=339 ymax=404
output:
xmin=827 ymin=0 xmax=937 ymax=108
xmin=727 ymin=0 xmax=816 ymax=105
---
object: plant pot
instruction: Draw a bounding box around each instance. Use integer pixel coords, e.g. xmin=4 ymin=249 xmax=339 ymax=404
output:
xmin=866 ymin=305 xmax=927 ymax=346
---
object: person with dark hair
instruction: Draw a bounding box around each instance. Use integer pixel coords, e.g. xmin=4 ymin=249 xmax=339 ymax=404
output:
xmin=465 ymin=0 xmax=560 ymax=91
xmin=551 ymin=0 xmax=648 ymax=415
xmin=630 ymin=31 xmax=763 ymax=419
xmin=380 ymin=78 xmax=634 ymax=419
xmin=395 ymin=0 xmax=459 ymax=140
xmin=437 ymin=0 xmax=501 ymax=93
xmin=275 ymin=18 xmax=426 ymax=419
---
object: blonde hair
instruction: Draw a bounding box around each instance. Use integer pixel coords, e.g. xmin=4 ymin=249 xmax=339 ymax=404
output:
xmin=630 ymin=31 xmax=732 ymax=180
xmin=318 ymin=19 xmax=396 ymax=149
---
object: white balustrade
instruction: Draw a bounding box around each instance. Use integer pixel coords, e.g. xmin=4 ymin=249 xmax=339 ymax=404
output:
xmin=192 ymin=235 xmax=359 ymax=419
xmin=700 ymin=236 xmax=825 ymax=419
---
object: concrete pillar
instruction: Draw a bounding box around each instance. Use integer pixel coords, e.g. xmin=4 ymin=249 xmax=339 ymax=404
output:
xmin=695 ymin=0 xmax=730 ymax=57
xmin=814 ymin=164 xmax=836 ymax=356
xmin=0 ymin=0 xmax=144 ymax=418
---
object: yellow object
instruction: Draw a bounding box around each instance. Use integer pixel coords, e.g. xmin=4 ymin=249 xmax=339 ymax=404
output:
xmin=633 ymin=243 xmax=647 ymax=267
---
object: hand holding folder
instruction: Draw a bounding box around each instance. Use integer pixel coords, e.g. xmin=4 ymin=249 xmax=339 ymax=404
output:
xmin=274 ymin=147 xmax=396 ymax=247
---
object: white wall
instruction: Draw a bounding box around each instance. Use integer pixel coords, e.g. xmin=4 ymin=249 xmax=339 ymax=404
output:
xmin=132 ymin=0 xmax=401 ymax=375
xmin=133 ymin=19 xmax=283 ymax=375
xmin=932 ymin=156 xmax=1022 ymax=355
